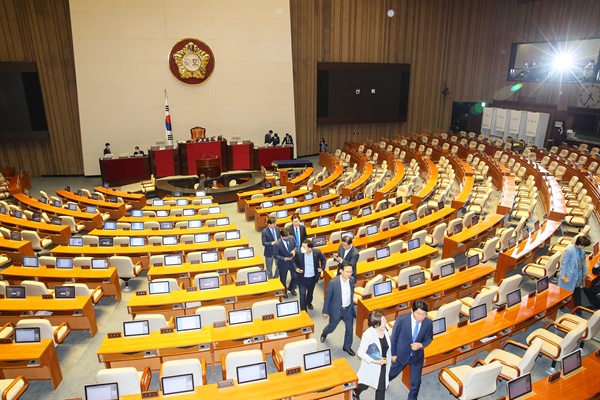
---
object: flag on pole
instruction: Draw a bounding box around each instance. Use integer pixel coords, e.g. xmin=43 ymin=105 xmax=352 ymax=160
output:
xmin=164 ymin=89 xmax=173 ymax=145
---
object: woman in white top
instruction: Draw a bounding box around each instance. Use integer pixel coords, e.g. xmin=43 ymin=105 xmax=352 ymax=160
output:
xmin=354 ymin=309 xmax=392 ymax=400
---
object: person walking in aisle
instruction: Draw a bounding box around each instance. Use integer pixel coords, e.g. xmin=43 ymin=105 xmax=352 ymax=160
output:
xmin=273 ymin=228 xmax=297 ymax=298
xmin=321 ymin=262 xmax=355 ymax=356
xmin=261 ymin=217 xmax=280 ymax=279
xmin=293 ymin=239 xmax=326 ymax=311
xmin=559 ymin=235 xmax=592 ymax=314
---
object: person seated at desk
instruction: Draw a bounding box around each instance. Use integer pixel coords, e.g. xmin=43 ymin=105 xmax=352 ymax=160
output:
xmin=334 ymin=236 xmax=359 ymax=278
xmin=133 ymin=146 xmax=145 ymax=156
xmin=103 ymin=143 xmax=111 ymax=155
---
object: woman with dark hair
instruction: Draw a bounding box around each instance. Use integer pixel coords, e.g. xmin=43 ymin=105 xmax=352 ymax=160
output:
xmin=353 ymin=309 xmax=392 ymax=400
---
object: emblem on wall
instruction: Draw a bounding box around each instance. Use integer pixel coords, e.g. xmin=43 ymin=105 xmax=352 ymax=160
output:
xmin=169 ymin=38 xmax=215 ymax=85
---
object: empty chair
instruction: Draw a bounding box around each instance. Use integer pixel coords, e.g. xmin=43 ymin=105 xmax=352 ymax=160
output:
xmin=21 ymin=281 xmax=52 ymax=296
xmin=0 ymin=376 xmax=28 ymax=400
xmin=133 ymin=314 xmax=173 ymax=332
xmin=427 ymin=300 xmax=462 ymax=326
xmin=357 ymin=248 xmax=376 ymax=262
xmin=446 ymin=218 xmax=463 ymax=236
xmin=526 ymin=321 xmax=586 ymax=369
xmin=96 ymin=367 xmax=151 ymax=396
xmin=59 ymin=216 xmax=85 ymax=233
xmin=20 ymin=230 xmax=52 ymax=252
xmin=16 ymin=319 xmax=70 ymax=346
xmin=236 ymin=266 xmax=262 ymax=283
xmin=161 ymin=358 xmax=207 ymax=387
xmin=390 ymin=266 xmax=422 ymax=288
xmin=221 ymin=349 xmax=265 ymax=380
xmin=425 ymin=258 xmax=456 ymax=280
xmin=73 ymin=257 xmax=93 ymax=268
xmin=71 ymin=283 xmax=104 ymax=304
xmin=478 ymin=338 xmax=543 ymax=380
xmin=195 ymin=305 xmax=226 ymax=327
xmin=523 ymin=251 xmax=562 ymax=280
xmin=484 ymin=274 xmax=522 ymax=305
xmin=109 ymin=256 xmax=143 ymax=291
xmin=251 ymin=299 xmax=280 ymax=319
xmin=555 ymin=308 xmax=600 ymax=352
xmin=272 ymin=338 xmax=319 ymax=372
xmin=425 ymin=223 xmax=446 ymax=247
xmin=438 ymin=361 xmax=502 ymax=400
xmin=459 ymin=287 xmax=498 ymax=316
xmin=495 ymin=228 xmax=515 ymax=251
xmin=564 ymin=203 xmax=593 ymax=227
xmin=82 ymin=235 xmax=99 ymax=246
xmin=354 ymin=274 xmax=383 ymax=303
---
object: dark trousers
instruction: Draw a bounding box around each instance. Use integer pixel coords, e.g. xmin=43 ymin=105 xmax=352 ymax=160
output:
xmin=297 ymin=276 xmax=317 ymax=310
xmin=583 ymin=284 xmax=600 ymax=307
xmin=322 ymin=305 xmax=353 ymax=350
xmin=574 ymin=287 xmax=582 ymax=310
xmin=278 ymin=263 xmax=296 ymax=290
xmin=389 ymin=358 xmax=423 ymax=400
xmin=355 ymin=364 xmax=386 ymax=400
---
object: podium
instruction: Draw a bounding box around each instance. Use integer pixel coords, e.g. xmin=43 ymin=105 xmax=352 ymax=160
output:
xmin=196 ymin=157 xmax=221 ymax=178
xmin=179 ymin=139 xmax=228 ymax=175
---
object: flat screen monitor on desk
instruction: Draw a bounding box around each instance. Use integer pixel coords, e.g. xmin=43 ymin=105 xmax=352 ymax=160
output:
xmin=131 ymin=209 xmax=143 ymax=217
xmin=99 ymin=237 xmax=113 ymax=247
xmin=261 ymin=201 xmax=274 ymax=209
xmin=40 ymin=197 xmax=47 ymax=204
xmin=216 ymin=217 xmax=229 ymax=226
xmin=148 ymin=280 xmax=170 ymax=295
xmin=273 ymin=189 xmax=283 ymax=196
xmin=200 ymin=198 xmax=212 ymax=205
xmin=304 ymin=349 xmax=332 ymax=371
xmin=376 ymin=246 xmax=390 ymax=260
xmin=172 ymin=191 xmax=182 ymax=197
xmin=312 ymin=236 xmax=326 ymax=247
xmin=321 ymin=201 xmax=332 ymax=210
xmin=469 ymin=303 xmax=487 ymax=324
xmin=276 ymin=210 xmax=288 ymax=219
xmin=284 ymin=197 xmax=295 ymax=205
xmin=536 ymin=276 xmax=549 ymax=294
xmin=91 ymin=194 xmax=99 ymax=201
xmin=68 ymin=203 xmax=77 ymax=212
xmin=228 ymin=308 xmax=253 ymax=325
xmin=198 ymin=276 xmax=220 ymax=290
xmin=176 ymin=199 xmax=188 ymax=206
xmin=92 ymin=258 xmax=108 ymax=269
xmin=32 ymin=213 xmax=41 ymax=222
xmin=389 ymin=219 xmax=400 ymax=229
xmin=506 ymin=289 xmax=522 ymax=308
xmin=22 ymin=256 xmax=38 ymax=268
xmin=183 ymin=209 xmax=195 ymax=217
xmin=361 ymin=207 xmax=372 ymax=216
xmin=432 ymin=317 xmax=446 ymax=335
xmin=305 ymin=193 xmax=314 ymax=201
xmin=238 ymin=247 xmax=255 ymax=260
xmin=130 ymin=222 xmax=143 ymax=230
xmin=379 ymin=202 xmax=389 ymax=211
xmin=264 ymin=182 xmax=272 ymax=189
xmin=533 ymin=220 xmax=540 ymax=231
xmin=340 ymin=212 xmax=352 ymax=222
xmin=56 ymin=257 xmax=73 ymax=269
xmin=373 ymin=281 xmax=393 ymax=297
xmin=53 ymin=199 xmax=61 ymax=207
xmin=156 ymin=210 xmax=168 ymax=217
xmin=507 ymin=373 xmax=532 ymax=400
xmin=366 ymin=224 xmax=378 ymax=236
xmin=356 ymin=192 xmax=365 ymax=200
xmin=236 ymin=362 xmax=267 ymax=385
xmin=160 ymin=221 xmax=174 ymax=230
xmin=104 ymin=221 xmax=117 ymax=230
xmin=84 ymin=383 xmax=119 ymax=400
xmin=276 ymin=300 xmax=299 ymax=318
xmin=14 ymin=327 xmax=41 ymax=343
xmin=408 ymin=238 xmax=420 ymax=250
xmin=164 ymin=254 xmax=182 ymax=266
xmin=408 ymin=271 xmax=425 ymax=288
xmin=561 ymin=349 xmax=582 ymax=377
xmin=130 ymin=237 xmax=145 ymax=247
xmin=467 ymin=254 xmax=479 ymax=268
xmin=176 ymin=315 xmax=202 ymax=332
xmin=195 ymin=191 xmax=206 ymax=197
xmin=408 ymin=213 xmax=417 ymax=223
xmin=453 ymin=224 xmax=462 ymax=234
xmin=194 ymin=233 xmax=209 ymax=243
xmin=86 ymin=206 xmax=97 ymax=214
xmin=440 ymin=262 xmax=455 ymax=278
xmin=340 ymin=196 xmax=350 ymax=205
xmin=123 ymin=320 xmax=150 ymax=337
xmin=69 ymin=237 xmax=83 ymax=247
xmin=299 ymin=206 xmax=311 ymax=215
xmin=161 ymin=373 xmax=194 ymax=396
xmin=188 ymin=219 xmax=201 ymax=228
xmin=507 ymin=237 xmax=516 ymax=250
xmin=153 ymin=199 xmax=164 ymax=206
xmin=51 ymin=217 xmax=62 ymax=226
xmin=162 ymin=236 xmax=178 ymax=245
xmin=225 ymin=230 xmax=241 ymax=240
xmin=340 ymin=231 xmax=354 ymax=240
xmin=6 ymin=285 xmax=26 ymax=299
xmin=55 ymin=285 xmax=75 ymax=299
xmin=201 ymin=251 xmax=219 ymax=263
xmin=247 ymin=270 xmax=267 ymax=284
xmin=317 ymin=217 xmax=330 ymax=227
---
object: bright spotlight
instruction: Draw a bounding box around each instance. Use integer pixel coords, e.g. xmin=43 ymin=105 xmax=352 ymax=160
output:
xmin=552 ymin=53 xmax=573 ymax=71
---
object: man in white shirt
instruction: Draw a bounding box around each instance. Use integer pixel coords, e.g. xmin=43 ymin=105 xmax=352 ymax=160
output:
xmin=321 ymin=262 xmax=356 ymax=356
xmin=294 ymin=239 xmax=326 ymax=311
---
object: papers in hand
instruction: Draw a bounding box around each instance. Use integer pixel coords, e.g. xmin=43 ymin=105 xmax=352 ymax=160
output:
xmin=366 ymin=343 xmax=382 ymax=360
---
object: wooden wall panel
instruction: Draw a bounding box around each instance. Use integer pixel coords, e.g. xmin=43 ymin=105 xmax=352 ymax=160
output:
xmin=0 ymin=0 xmax=82 ymax=176
xmin=290 ymin=0 xmax=600 ymax=157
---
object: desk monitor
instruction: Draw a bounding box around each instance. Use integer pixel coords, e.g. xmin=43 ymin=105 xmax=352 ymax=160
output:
xmin=395 ymin=196 xmax=402 ymax=204
xmin=366 ymin=224 xmax=379 ymax=236
xmin=304 ymin=349 xmax=332 ymax=371
xmin=356 ymin=192 xmax=365 ymax=201
xmin=340 ymin=231 xmax=354 ymax=240
xmin=216 ymin=217 xmax=229 ymax=226
xmin=467 ymin=254 xmax=479 ymax=268
xmin=200 ymin=197 xmax=212 ymax=205
xmin=131 ymin=222 xmax=144 ymax=230
xmin=561 ymin=349 xmax=582 ymax=377
xmin=55 ymin=285 xmax=76 ymax=299
xmin=160 ymin=221 xmax=174 ymax=230
xmin=408 ymin=271 xmax=426 ymax=288
xmin=361 ymin=207 xmax=372 ymax=216
xmin=340 ymin=196 xmax=350 ymax=205
xmin=237 ymin=247 xmax=255 ymax=260
xmin=182 ymin=208 xmax=195 ymax=217
xmin=22 ymin=256 xmax=38 ymax=268
xmin=284 ymin=197 xmax=295 ymax=205
xmin=440 ymin=262 xmax=455 ymax=278
xmin=194 ymin=233 xmax=210 ymax=243
xmin=131 ymin=209 xmax=143 ymax=217
xmin=321 ymin=201 xmax=332 ymax=210
xmin=176 ymin=315 xmax=202 ymax=332
xmin=276 ymin=210 xmax=288 ymax=219
xmin=225 ymin=230 xmax=241 ymax=240
xmin=389 ymin=219 xmax=400 ymax=229
xmin=236 ymin=362 xmax=267 ymax=385
xmin=533 ymin=220 xmax=540 ymax=231
xmin=104 ymin=221 xmax=117 ymax=230
xmin=123 ymin=320 xmax=150 ymax=337
xmin=195 ymin=191 xmax=206 ymax=197
xmin=507 ymin=236 xmax=516 ymax=250
xmin=424 ymin=207 xmax=432 ymax=216
xmin=156 ymin=210 xmax=168 ymax=217
xmin=261 ymin=201 xmax=274 ymax=209
xmin=273 ymin=189 xmax=283 ymax=196
xmin=161 ymin=373 xmax=195 ymax=396
xmin=471 ymin=215 xmax=479 ymax=226
xmin=453 ymin=224 xmax=462 ymax=234
xmin=68 ymin=203 xmax=77 ymax=211
xmin=312 ymin=236 xmax=326 ymax=247
xmin=198 ymin=276 xmax=220 ymax=290
xmin=432 ymin=317 xmax=446 ymax=335
xmin=52 ymin=216 xmax=63 ymax=226
xmin=536 ymin=276 xmax=549 ymax=294
xmin=264 ymin=182 xmax=272 ymax=189
xmin=92 ymin=258 xmax=109 ymax=269
xmin=379 ymin=202 xmax=389 ymax=211
xmin=469 ymin=303 xmax=487 ymax=324
xmin=153 ymin=199 xmax=164 ymax=206
xmin=507 ymin=373 xmax=532 ymax=400
xmin=228 ymin=308 xmax=253 ymax=325
xmin=322 ymin=188 xmax=330 ymax=196
xmin=317 ymin=217 xmax=330 ymax=227
xmin=56 ymin=257 xmax=73 ymax=269
xmin=164 ymin=254 xmax=182 ymax=266
xmin=84 ymin=382 xmax=119 ymax=400
xmin=299 ymin=206 xmax=311 ymax=215
xmin=438 ymin=201 xmax=444 ymax=210
xmin=408 ymin=213 xmax=417 ymax=223
xmin=340 ymin=212 xmax=352 ymax=222
xmin=40 ymin=197 xmax=48 ymax=204
xmin=6 ymin=285 xmax=26 ymax=299
xmin=201 ymin=251 xmax=219 ymax=263
xmin=130 ymin=237 xmax=145 ymax=247
xmin=376 ymin=246 xmax=390 ymax=260
xmin=176 ymin=199 xmax=188 ymax=206
xmin=591 ymin=241 xmax=599 ymax=257
xmin=373 ymin=280 xmax=393 ymax=297
xmin=99 ymin=237 xmax=113 ymax=247
xmin=248 ymin=270 xmax=267 ymax=284
xmin=53 ymin=199 xmax=61 ymax=207
xmin=276 ymin=300 xmax=299 ymax=318
xmin=521 ymin=229 xmax=530 ymax=241
xmin=162 ymin=236 xmax=178 ymax=246
xmin=172 ymin=191 xmax=182 ymax=197
xmin=408 ymin=238 xmax=420 ymax=250
xmin=14 ymin=327 xmax=41 ymax=343
xmin=69 ymin=236 xmax=83 ymax=247
xmin=183 ymin=219 xmax=200 ymax=229
xmin=32 ymin=213 xmax=42 ymax=222
xmin=506 ymin=289 xmax=522 ymax=308
xmin=109 ymin=196 xmax=118 ymax=203
xmin=86 ymin=206 xmax=97 ymax=214
xmin=91 ymin=194 xmax=99 ymax=200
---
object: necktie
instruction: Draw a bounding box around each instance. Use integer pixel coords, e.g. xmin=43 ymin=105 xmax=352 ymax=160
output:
xmin=412 ymin=321 xmax=420 ymax=342
xmin=295 ymin=227 xmax=300 ymax=249
xmin=271 ymin=228 xmax=276 ymax=240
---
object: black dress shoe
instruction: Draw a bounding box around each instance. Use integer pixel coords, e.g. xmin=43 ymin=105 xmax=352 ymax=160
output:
xmin=343 ymin=348 xmax=356 ymax=356
xmin=307 ymin=304 xmax=314 ymax=310
xmin=283 ymin=294 xmax=288 ymax=299
xmin=320 ymin=333 xmax=327 ymax=342
xmin=352 ymin=390 xmax=360 ymax=400
xmin=289 ymin=289 xmax=297 ymax=296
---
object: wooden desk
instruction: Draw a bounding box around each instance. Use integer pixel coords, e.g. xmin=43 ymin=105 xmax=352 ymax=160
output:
xmin=374 ymin=160 xmax=405 ymax=203
xmin=57 ymin=189 xmax=127 ymax=219
xmin=496 ymin=220 xmax=562 ymax=283
xmin=314 ymin=164 xmax=344 ymax=196
xmin=89 ymin=224 xmax=236 ymax=239
xmin=0 ymin=339 xmax=62 ymax=389
xmin=0 ymin=265 xmax=122 ymax=301
xmin=284 ymin=167 xmax=314 ymax=192
xmin=585 ymin=251 xmax=600 ymax=288
xmin=342 ymin=162 xmax=373 ymax=197
xmin=99 ymin=156 xmax=151 ymax=187
xmin=180 ymin=139 xmax=228 ymax=175
xmin=245 ymin=189 xmax=309 ymax=221
xmin=441 ymin=213 xmax=504 ymax=259
xmin=254 ymin=193 xmax=340 ymax=230
xmin=0 ymin=237 xmax=34 ymax=264
xmin=254 ymin=146 xmax=293 ymax=170
xmin=0 ymin=214 xmax=70 ymax=245
xmin=411 ymin=158 xmax=438 ymax=208
xmin=0 ymin=295 xmax=98 ymax=336
xmin=93 ymin=186 xmax=146 ymax=209
xmin=118 ymin=212 xmax=228 ymax=224
xmin=142 ymin=202 xmax=215 ymax=212
xmin=148 ymin=256 xmax=265 ymax=287
xmin=356 ymin=265 xmax=495 ymax=337
xmin=127 ymin=280 xmax=285 ymax=318
xmin=237 ymin=186 xmax=287 ymax=212
xmin=120 ymin=358 xmax=358 ymax=400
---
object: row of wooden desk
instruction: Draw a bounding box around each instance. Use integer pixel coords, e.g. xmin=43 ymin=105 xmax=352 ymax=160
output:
xmin=0 ymin=213 xmax=70 ymax=244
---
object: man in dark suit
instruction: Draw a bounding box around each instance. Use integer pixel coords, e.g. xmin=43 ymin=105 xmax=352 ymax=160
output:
xmin=334 ymin=236 xmax=359 ymax=278
xmin=261 ymin=217 xmax=280 ymax=280
xmin=264 ymin=130 xmax=273 ymax=144
xmin=290 ymin=213 xmax=307 ymax=251
xmin=389 ymin=299 xmax=433 ymax=400
xmin=294 ymin=239 xmax=326 ymax=311
xmin=321 ymin=262 xmax=355 ymax=356
xmin=273 ymin=228 xmax=297 ymax=298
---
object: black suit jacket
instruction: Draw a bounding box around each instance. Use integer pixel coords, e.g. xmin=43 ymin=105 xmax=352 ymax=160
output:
xmin=337 ymin=245 xmax=359 ymax=268
xmin=322 ymin=274 xmax=355 ymax=321
xmin=261 ymin=226 xmax=280 ymax=257
xmin=289 ymin=225 xmax=307 ymax=249
xmin=273 ymin=237 xmax=296 ymax=269
xmin=390 ymin=313 xmax=433 ymax=365
xmin=293 ymin=248 xmax=326 ymax=283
